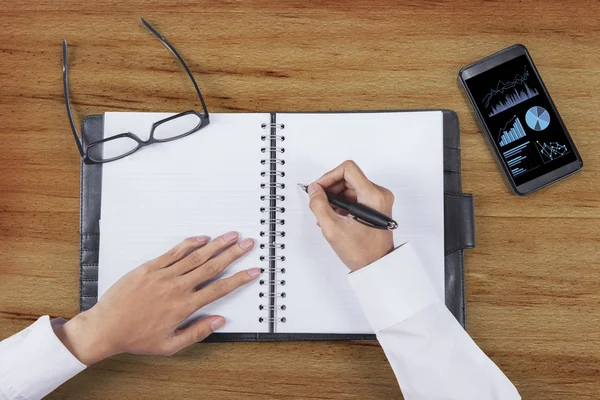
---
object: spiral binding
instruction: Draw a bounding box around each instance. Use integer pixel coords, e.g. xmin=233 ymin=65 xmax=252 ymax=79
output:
xmin=259 ymin=317 xmax=287 ymax=323
xmin=259 ymin=255 xmax=286 ymax=261
xmin=260 ymin=194 xmax=285 ymax=201
xmin=260 ymin=218 xmax=285 ymax=225
xmin=260 ymin=267 xmax=286 ymax=273
xmin=259 ymin=242 xmax=285 ymax=249
xmin=260 ymin=206 xmax=285 ymax=213
xmin=259 ymin=230 xmax=285 ymax=237
xmin=259 ymin=119 xmax=286 ymax=326
xmin=259 ymin=292 xmax=287 ymax=298
xmin=260 ymin=183 xmax=285 ymax=189
xmin=259 ymin=279 xmax=286 ymax=285
xmin=261 ymin=159 xmax=285 ymax=165
xmin=261 ymin=171 xmax=285 ymax=177
xmin=261 ymin=123 xmax=285 ymax=129
xmin=261 ymin=135 xmax=285 ymax=141
xmin=261 ymin=147 xmax=285 ymax=153
xmin=259 ymin=305 xmax=287 ymax=311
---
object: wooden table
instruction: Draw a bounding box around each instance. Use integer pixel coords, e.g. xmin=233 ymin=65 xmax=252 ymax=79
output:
xmin=1 ymin=1 xmax=599 ymax=398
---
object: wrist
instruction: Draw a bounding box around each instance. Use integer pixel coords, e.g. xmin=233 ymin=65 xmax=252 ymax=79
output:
xmin=54 ymin=310 xmax=116 ymax=366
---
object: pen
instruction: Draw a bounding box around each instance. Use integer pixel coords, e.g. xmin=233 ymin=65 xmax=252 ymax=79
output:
xmin=298 ymin=183 xmax=398 ymax=231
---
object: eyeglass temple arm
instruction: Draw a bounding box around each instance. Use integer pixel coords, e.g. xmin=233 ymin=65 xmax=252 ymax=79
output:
xmin=141 ymin=18 xmax=210 ymax=119
xmin=62 ymin=40 xmax=85 ymax=157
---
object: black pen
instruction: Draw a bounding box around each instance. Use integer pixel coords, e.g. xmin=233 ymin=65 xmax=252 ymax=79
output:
xmin=298 ymin=183 xmax=398 ymax=231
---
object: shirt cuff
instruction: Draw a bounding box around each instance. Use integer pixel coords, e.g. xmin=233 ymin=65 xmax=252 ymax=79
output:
xmin=2 ymin=316 xmax=86 ymax=399
xmin=347 ymin=242 xmax=440 ymax=332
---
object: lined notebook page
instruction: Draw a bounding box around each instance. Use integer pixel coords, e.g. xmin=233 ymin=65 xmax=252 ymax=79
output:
xmin=277 ymin=112 xmax=445 ymax=334
xmin=98 ymin=112 xmax=269 ymax=333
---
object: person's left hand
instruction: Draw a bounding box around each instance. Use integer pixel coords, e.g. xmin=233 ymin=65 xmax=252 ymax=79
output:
xmin=54 ymin=231 xmax=259 ymax=365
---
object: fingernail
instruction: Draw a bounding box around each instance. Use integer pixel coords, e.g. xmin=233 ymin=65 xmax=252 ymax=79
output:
xmin=247 ymin=268 xmax=261 ymax=278
xmin=308 ymin=182 xmax=319 ymax=196
xmin=210 ymin=317 xmax=226 ymax=331
xmin=239 ymin=238 xmax=254 ymax=250
xmin=195 ymin=236 xmax=209 ymax=244
xmin=223 ymin=231 xmax=238 ymax=242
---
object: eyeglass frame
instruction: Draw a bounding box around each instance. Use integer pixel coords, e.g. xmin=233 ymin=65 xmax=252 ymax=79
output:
xmin=62 ymin=18 xmax=210 ymax=164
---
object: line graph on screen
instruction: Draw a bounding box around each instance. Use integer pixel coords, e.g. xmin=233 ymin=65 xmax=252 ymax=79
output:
xmin=536 ymin=141 xmax=569 ymax=163
xmin=483 ymin=67 xmax=539 ymax=117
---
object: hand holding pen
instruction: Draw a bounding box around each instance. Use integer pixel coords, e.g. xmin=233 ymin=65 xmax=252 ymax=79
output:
xmin=298 ymin=184 xmax=398 ymax=231
xmin=302 ymin=160 xmax=396 ymax=272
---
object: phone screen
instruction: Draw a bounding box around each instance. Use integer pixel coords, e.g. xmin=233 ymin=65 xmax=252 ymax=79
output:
xmin=465 ymin=55 xmax=577 ymax=186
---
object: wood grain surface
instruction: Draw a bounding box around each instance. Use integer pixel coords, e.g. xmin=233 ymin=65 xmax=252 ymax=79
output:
xmin=1 ymin=1 xmax=599 ymax=399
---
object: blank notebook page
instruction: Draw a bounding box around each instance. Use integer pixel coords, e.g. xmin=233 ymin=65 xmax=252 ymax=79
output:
xmin=277 ymin=112 xmax=445 ymax=334
xmin=98 ymin=112 xmax=269 ymax=333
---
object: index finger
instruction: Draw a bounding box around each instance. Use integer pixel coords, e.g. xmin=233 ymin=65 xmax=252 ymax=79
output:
xmin=315 ymin=160 xmax=374 ymax=192
xmin=183 ymin=238 xmax=255 ymax=288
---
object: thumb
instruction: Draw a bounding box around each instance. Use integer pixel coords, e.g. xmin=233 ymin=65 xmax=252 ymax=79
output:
xmin=308 ymin=182 xmax=339 ymax=227
xmin=169 ymin=316 xmax=225 ymax=354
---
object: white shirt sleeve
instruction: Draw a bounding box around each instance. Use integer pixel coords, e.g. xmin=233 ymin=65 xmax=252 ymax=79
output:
xmin=348 ymin=242 xmax=521 ymax=400
xmin=0 ymin=316 xmax=86 ymax=400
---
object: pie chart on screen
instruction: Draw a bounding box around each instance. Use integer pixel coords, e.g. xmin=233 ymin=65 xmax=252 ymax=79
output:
xmin=525 ymin=106 xmax=550 ymax=131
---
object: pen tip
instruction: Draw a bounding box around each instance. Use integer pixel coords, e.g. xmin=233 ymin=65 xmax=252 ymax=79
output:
xmin=297 ymin=183 xmax=308 ymax=192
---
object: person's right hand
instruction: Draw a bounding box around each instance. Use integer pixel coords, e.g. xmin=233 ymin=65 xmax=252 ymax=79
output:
xmin=54 ymin=231 xmax=259 ymax=365
xmin=308 ymin=160 xmax=396 ymax=272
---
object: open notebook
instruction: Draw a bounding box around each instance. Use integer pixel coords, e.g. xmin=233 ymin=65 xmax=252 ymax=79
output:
xmin=96 ymin=111 xmax=446 ymax=336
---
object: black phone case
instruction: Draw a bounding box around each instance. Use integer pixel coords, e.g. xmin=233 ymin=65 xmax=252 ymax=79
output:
xmin=79 ymin=110 xmax=475 ymax=341
xmin=458 ymin=44 xmax=583 ymax=196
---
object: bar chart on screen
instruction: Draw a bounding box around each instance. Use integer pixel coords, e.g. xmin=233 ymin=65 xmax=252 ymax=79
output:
xmin=498 ymin=115 xmax=527 ymax=147
xmin=502 ymin=141 xmax=540 ymax=177
xmin=483 ymin=67 xmax=539 ymax=117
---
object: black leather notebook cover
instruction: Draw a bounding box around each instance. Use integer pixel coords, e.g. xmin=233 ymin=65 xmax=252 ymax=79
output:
xmin=79 ymin=110 xmax=475 ymax=341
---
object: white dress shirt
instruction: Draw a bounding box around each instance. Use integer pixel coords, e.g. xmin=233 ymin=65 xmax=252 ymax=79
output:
xmin=0 ymin=317 xmax=86 ymax=399
xmin=0 ymin=242 xmax=520 ymax=399
xmin=349 ymin=243 xmax=520 ymax=399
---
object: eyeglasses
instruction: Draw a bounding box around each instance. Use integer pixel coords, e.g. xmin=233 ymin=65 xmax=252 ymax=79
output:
xmin=62 ymin=18 xmax=210 ymax=164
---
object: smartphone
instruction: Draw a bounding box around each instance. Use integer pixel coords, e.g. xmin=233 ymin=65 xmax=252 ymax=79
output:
xmin=459 ymin=44 xmax=582 ymax=196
